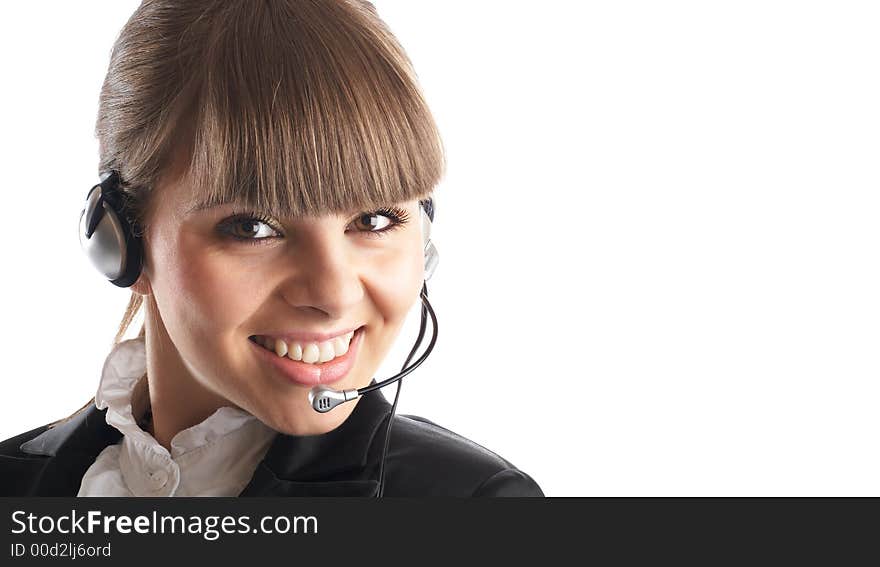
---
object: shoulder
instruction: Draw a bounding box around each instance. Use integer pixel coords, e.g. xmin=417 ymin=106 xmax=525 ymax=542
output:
xmin=0 ymin=423 xmax=52 ymax=458
xmin=0 ymin=423 xmax=54 ymax=496
xmin=382 ymin=413 xmax=545 ymax=497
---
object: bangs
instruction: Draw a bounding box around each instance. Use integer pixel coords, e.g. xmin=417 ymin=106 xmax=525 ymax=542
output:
xmin=180 ymin=0 xmax=445 ymax=218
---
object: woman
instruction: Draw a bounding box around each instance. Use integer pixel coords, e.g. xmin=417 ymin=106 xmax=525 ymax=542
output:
xmin=0 ymin=0 xmax=543 ymax=497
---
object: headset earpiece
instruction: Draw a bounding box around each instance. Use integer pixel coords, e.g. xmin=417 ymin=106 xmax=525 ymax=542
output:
xmin=78 ymin=171 xmax=143 ymax=288
xmin=419 ymin=198 xmax=439 ymax=281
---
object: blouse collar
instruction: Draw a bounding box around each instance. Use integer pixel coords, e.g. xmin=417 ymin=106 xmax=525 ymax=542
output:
xmin=93 ymin=336 xmax=279 ymax=495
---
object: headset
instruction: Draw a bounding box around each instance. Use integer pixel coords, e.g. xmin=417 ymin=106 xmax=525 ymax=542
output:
xmin=79 ymin=170 xmax=439 ymax=498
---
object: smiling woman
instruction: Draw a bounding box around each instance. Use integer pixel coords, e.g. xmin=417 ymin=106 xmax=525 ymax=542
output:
xmin=0 ymin=0 xmax=543 ymax=498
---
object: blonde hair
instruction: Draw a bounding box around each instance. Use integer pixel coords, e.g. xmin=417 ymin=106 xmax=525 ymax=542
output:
xmin=50 ymin=0 xmax=445 ymax=428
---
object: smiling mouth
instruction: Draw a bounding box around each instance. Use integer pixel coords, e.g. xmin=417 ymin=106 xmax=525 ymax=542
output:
xmin=249 ymin=327 xmax=365 ymax=386
xmin=248 ymin=326 xmax=364 ymax=365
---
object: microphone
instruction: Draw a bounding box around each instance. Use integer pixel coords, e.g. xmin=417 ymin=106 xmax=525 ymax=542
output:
xmin=309 ymin=386 xmax=360 ymax=413
xmin=308 ymin=286 xmax=437 ymax=413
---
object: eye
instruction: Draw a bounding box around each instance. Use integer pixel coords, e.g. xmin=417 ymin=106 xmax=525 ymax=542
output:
xmin=217 ymin=212 xmax=282 ymax=243
xmin=348 ymin=206 xmax=410 ymax=237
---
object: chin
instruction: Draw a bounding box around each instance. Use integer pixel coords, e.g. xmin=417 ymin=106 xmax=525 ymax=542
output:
xmin=262 ymin=400 xmax=356 ymax=436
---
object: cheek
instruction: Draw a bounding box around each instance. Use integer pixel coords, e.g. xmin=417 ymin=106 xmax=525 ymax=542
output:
xmin=368 ymin=238 xmax=425 ymax=326
xmin=152 ymin=232 xmax=268 ymax=341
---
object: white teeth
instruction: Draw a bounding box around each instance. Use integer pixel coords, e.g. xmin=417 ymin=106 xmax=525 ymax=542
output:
xmin=333 ymin=335 xmax=350 ymax=356
xmin=318 ymin=341 xmax=335 ymax=363
xmin=302 ymin=343 xmax=320 ymax=364
xmin=287 ymin=343 xmax=303 ymax=361
xmin=258 ymin=329 xmax=357 ymax=365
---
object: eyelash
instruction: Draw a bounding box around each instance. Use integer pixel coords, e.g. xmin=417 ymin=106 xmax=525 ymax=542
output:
xmin=217 ymin=206 xmax=411 ymax=246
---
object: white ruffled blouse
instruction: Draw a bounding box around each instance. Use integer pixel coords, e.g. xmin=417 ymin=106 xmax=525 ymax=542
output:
xmin=77 ymin=337 xmax=278 ymax=497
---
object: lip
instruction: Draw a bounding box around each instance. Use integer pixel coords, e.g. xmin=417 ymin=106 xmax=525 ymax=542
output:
xmin=250 ymin=326 xmax=364 ymax=387
xmin=257 ymin=326 xmax=361 ymax=343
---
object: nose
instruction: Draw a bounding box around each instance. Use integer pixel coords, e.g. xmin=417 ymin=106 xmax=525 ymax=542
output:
xmin=277 ymin=232 xmax=364 ymax=320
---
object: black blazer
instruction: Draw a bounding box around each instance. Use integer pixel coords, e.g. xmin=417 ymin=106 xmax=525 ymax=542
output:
xmin=0 ymin=388 xmax=544 ymax=497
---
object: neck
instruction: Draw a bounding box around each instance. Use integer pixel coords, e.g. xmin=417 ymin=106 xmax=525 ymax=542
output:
xmin=142 ymin=307 xmax=234 ymax=453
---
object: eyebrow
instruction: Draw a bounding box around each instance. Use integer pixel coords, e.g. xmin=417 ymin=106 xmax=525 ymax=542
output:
xmin=184 ymin=199 xmax=236 ymax=215
xmin=183 ymin=199 xmax=406 ymax=218
xmin=183 ymin=199 xmax=311 ymax=221
xmin=185 ymin=200 xmax=297 ymax=220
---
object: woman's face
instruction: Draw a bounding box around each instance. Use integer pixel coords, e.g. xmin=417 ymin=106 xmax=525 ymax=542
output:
xmin=136 ymin=169 xmax=426 ymax=435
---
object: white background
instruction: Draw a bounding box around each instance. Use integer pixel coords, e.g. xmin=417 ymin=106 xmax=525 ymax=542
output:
xmin=1 ymin=1 xmax=878 ymax=496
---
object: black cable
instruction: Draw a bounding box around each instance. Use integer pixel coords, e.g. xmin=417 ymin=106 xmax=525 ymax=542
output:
xmin=356 ymin=285 xmax=437 ymax=397
xmin=376 ymin=281 xmax=432 ymax=497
